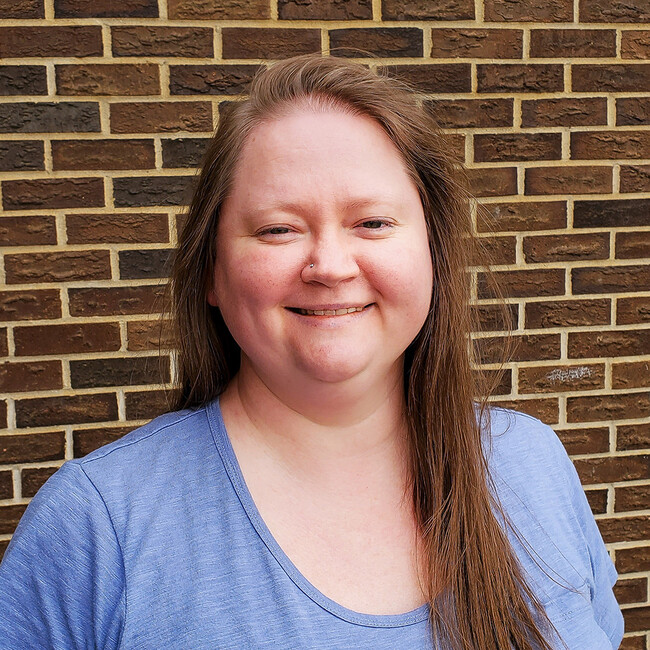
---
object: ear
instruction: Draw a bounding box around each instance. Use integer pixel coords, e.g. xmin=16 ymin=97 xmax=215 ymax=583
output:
xmin=207 ymin=285 xmax=219 ymax=307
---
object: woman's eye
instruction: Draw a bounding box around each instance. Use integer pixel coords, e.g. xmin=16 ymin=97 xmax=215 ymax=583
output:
xmin=359 ymin=219 xmax=391 ymax=230
xmin=259 ymin=226 xmax=291 ymax=236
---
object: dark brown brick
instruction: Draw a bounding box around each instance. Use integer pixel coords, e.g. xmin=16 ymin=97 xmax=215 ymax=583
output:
xmin=477 ymin=236 xmax=516 ymax=266
xmin=69 ymin=286 xmax=166 ymax=317
xmin=616 ymin=231 xmax=650 ymax=259
xmin=525 ymin=166 xmax=612 ymax=195
xmin=618 ymin=297 xmax=650 ymax=325
xmin=0 ymin=431 xmax=65 ymax=463
xmin=56 ymin=64 xmax=159 ymax=96
xmin=0 ymin=0 xmax=43 ymax=18
xmin=525 ymin=299 xmax=611 ymax=329
xmin=618 ymin=422 xmax=650 ymax=451
xmin=0 ymin=361 xmax=63 ymax=392
xmin=619 ymin=635 xmax=646 ymax=650
xmin=473 ymin=303 xmax=518 ymax=332
xmin=330 ymin=28 xmax=422 ymax=58
xmin=2 ymin=177 xmax=104 ymax=211
xmin=477 ymin=64 xmax=563 ymax=93
xmin=574 ymin=65 xmax=650 ymax=92
xmin=521 ymin=98 xmax=608 ymax=127
xmin=569 ymin=329 xmax=650 ymax=358
xmin=580 ymin=0 xmax=650 ymax=22
xmin=0 ymin=65 xmax=47 ymax=96
xmin=0 ymin=140 xmax=44 ymax=171
xmin=21 ymin=466 xmax=58 ymax=498
xmin=382 ymin=0 xmax=473 ymax=19
xmin=622 ymin=31 xmax=650 ymax=59
xmin=0 ymin=215 xmax=56 ymax=246
xmin=601 ymin=516 xmax=650 ymax=545
xmin=466 ymin=168 xmax=518 ymax=198
xmin=170 ymin=64 xmax=259 ymax=96
xmin=170 ymin=0 xmax=269 ymax=19
xmin=119 ymin=249 xmax=173 ymax=279
xmin=613 ymin=577 xmax=647 ymax=603
xmin=127 ymin=319 xmax=174 ymax=350
xmin=15 ymin=393 xmax=119 ymax=428
xmin=223 ymin=28 xmax=320 ymax=59
xmin=616 ymin=544 xmax=650 ymax=573
xmin=621 ymin=165 xmax=650 ymax=193
xmin=585 ymin=489 xmax=608 ymax=515
xmin=484 ymin=0 xmax=572 ymax=21
xmin=572 ymin=131 xmax=650 ymax=160
xmin=73 ymin=426 xmax=131 ymax=457
xmin=430 ymin=28 xmax=521 ymax=58
xmin=556 ymin=427 xmax=609 ymax=454
xmin=478 ymin=268 xmax=565 ymax=299
xmin=5 ymin=250 xmax=110 ymax=284
xmin=530 ymin=29 xmax=616 ymax=58
xmin=112 ymin=26 xmax=213 ymax=58
xmin=125 ymin=389 xmax=169 ymax=420
xmin=0 ymin=289 xmax=61 ymax=322
xmin=616 ymin=485 xmax=650 ymax=514
xmin=14 ymin=322 xmax=121 ymax=356
xmin=0 ymin=471 xmax=12 ymax=500
xmin=617 ymin=98 xmax=650 ymax=126
xmin=569 ymin=392 xmax=650 ymax=423
xmin=426 ymin=99 xmax=512 ymax=129
xmin=523 ymin=233 xmax=609 ymax=262
xmin=444 ymin=134 xmax=466 ymax=163
xmin=110 ymin=101 xmax=212 ymax=134
xmin=573 ymin=265 xmax=650 ymax=294
xmin=613 ymin=360 xmax=650 ymax=389
xmin=476 ymin=333 xmax=561 ymax=364
xmin=478 ymin=201 xmax=566 ymax=232
xmin=0 ymin=505 xmax=27 ymax=535
xmin=0 ymin=102 xmax=100 ymax=133
xmin=574 ymin=199 xmax=650 ymax=228
xmin=490 ymin=397 xmax=559 ymax=424
xmin=66 ymin=213 xmax=169 ymax=244
xmin=52 ymin=139 xmax=155 ymax=171
xmin=519 ymin=363 xmax=604 ymax=394
xmin=474 ymin=133 xmax=561 ymax=163
xmin=0 ymin=26 xmax=102 ymax=58
xmin=480 ymin=368 xmax=512 ymax=395
xmin=162 ymin=138 xmax=210 ymax=168
xmin=113 ymin=176 xmax=195 ymax=208
xmin=574 ymin=454 xmax=649 ymax=483
xmin=71 ymin=355 xmax=170 ymax=389
xmin=381 ymin=64 xmax=471 ymax=93
xmin=55 ymin=0 xmax=157 ymax=17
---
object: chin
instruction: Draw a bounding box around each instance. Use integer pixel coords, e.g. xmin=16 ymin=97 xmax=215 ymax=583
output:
xmin=296 ymin=357 xmax=370 ymax=385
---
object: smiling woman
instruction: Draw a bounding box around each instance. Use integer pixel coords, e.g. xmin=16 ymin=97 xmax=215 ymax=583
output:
xmin=0 ymin=55 xmax=623 ymax=650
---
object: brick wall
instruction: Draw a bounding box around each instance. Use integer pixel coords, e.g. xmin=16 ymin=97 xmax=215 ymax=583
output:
xmin=0 ymin=0 xmax=648 ymax=643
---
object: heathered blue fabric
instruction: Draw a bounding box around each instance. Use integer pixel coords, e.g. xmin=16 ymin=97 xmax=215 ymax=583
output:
xmin=0 ymin=401 xmax=623 ymax=649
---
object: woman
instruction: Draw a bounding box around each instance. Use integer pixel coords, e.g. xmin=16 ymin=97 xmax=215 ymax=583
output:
xmin=0 ymin=55 xmax=623 ymax=649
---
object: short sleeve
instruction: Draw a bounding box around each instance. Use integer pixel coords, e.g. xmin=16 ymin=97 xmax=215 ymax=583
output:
xmin=0 ymin=461 xmax=125 ymax=650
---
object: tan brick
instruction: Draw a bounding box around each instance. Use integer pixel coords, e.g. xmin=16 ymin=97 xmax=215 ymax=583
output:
xmin=2 ymin=178 xmax=104 ymax=211
xmin=0 ymin=431 xmax=65 ymax=462
xmin=572 ymin=131 xmax=650 ymax=160
xmin=223 ymin=28 xmax=321 ymax=59
xmin=617 ymin=297 xmax=650 ymax=325
xmin=466 ymin=168 xmax=518 ymax=198
xmin=612 ymin=360 xmax=650 ymax=389
xmin=0 ymin=361 xmax=63 ymax=392
xmin=618 ymin=422 xmax=650 ymax=451
xmin=168 ymin=0 xmax=270 ymax=19
xmin=525 ymin=298 xmax=611 ymax=329
xmin=430 ymin=28 xmax=522 ymax=59
xmin=616 ymin=231 xmax=650 ymax=259
xmin=0 ymin=26 xmax=102 ymax=58
xmin=530 ymin=29 xmax=616 ymax=58
xmin=521 ymin=98 xmax=608 ymax=127
xmin=518 ymin=363 xmax=604 ymax=394
xmin=110 ymin=102 xmax=212 ymax=134
xmin=14 ymin=322 xmax=121 ymax=356
xmin=15 ymin=393 xmax=118 ymax=428
xmin=56 ymin=64 xmax=159 ymax=96
xmin=620 ymin=165 xmax=650 ymax=193
xmin=66 ymin=213 xmax=169 ymax=244
xmin=4 ymin=251 xmax=110 ymax=284
xmin=0 ymin=289 xmax=61 ymax=322
xmin=568 ymin=392 xmax=650 ymax=423
xmin=569 ymin=329 xmax=650 ymax=358
xmin=556 ymin=427 xmax=610 ymax=454
xmin=622 ymin=31 xmax=650 ymax=59
xmin=523 ymin=233 xmax=609 ymax=262
xmin=0 ymin=215 xmax=56 ymax=246
xmin=52 ymin=139 xmax=155 ymax=171
xmin=112 ymin=26 xmax=213 ymax=58
xmin=68 ymin=286 xmax=167 ymax=317
xmin=478 ymin=201 xmax=566 ymax=233
xmin=478 ymin=268 xmax=565 ymax=298
xmin=616 ymin=486 xmax=650 ymax=513
xmin=484 ymin=0 xmax=572 ymax=21
xmin=525 ymin=166 xmax=612 ymax=195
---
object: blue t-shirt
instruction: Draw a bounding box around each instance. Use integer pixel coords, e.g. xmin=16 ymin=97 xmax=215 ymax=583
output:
xmin=0 ymin=401 xmax=623 ymax=649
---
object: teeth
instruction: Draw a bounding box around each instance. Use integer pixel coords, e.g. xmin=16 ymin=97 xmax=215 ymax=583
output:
xmin=297 ymin=306 xmax=365 ymax=316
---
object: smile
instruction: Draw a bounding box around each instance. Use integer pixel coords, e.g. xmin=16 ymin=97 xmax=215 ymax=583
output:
xmin=287 ymin=304 xmax=373 ymax=316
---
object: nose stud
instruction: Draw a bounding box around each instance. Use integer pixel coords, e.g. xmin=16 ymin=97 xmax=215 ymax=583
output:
xmin=309 ymin=263 xmax=314 ymax=268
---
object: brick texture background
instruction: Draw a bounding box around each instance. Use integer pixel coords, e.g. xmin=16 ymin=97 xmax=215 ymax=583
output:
xmin=0 ymin=0 xmax=648 ymax=642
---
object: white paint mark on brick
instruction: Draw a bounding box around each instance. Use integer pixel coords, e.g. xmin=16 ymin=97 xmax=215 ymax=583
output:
xmin=546 ymin=365 xmax=593 ymax=383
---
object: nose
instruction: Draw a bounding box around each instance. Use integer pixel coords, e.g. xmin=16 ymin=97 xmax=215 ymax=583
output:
xmin=301 ymin=230 xmax=360 ymax=287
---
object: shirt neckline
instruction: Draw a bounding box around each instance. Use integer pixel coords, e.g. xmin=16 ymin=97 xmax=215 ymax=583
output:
xmin=206 ymin=398 xmax=430 ymax=629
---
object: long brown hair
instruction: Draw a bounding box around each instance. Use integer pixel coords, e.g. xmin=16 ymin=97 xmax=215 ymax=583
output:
xmin=170 ymin=54 xmax=557 ymax=649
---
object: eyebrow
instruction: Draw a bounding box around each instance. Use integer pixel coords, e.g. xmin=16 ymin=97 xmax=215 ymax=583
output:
xmin=246 ymin=197 xmax=393 ymax=219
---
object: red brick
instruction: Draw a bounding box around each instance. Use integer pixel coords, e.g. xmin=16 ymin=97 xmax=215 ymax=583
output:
xmin=0 ymin=361 xmax=63 ymax=392
xmin=169 ymin=0 xmax=269 ymax=19
xmin=0 ymin=215 xmax=56 ymax=246
xmin=0 ymin=289 xmax=61 ymax=322
xmin=430 ymin=28 xmax=522 ymax=59
xmin=622 ymin=31 xmax=650 ymax=59
xmin=2 ymin=178 xmax=104 ymax=211
xmin=4 ymin=250 xmax=110 ymax=284
xmin=478 ymin=268 xmax=565 ymax=298
xmin=56 ymin=64 xmax=159 ymax=96
xmin=580 ymin=0 xmax=650 ymax=22
xmin=573 ymin=65 xmax=650 ymax=92
xmin=223 ymin=28 xmax=320 ymax=59
xmin=477 ymin=64 xmax=563 ymax=92
xmin=127 ymin=319 xmax=174 ymax=351
xmin=523 ymin=233 xmax=609 ymax=262
xmin=66 ymin=213 xmax=169 ymax=244
xmin=112 ymin=26 xmax=214 ymax=58
xmin=616 ymin=231 xmax=650 ymax=259
xmin=613 ymin=361 xmax=650 ymax=389
xmin=474 ymin=133 xmax=561 ymax=163
xmin=525 ymin=299 xmax=611 ymax=329
xmin=489 ymin=397 xmax=559 ymax=424
xmin=530 ymin=29 xmax=616 ymax=58
xmin=0 ymin=505 xmax=27 ymax=535
xmin=525 ymin=166 xmax=612 ymax=195
xmin=573 ymin=265 xmax=650 ymax=294
xmin=169 ymin=64 xmax=260 ymax=96
xmin=484 ymin=0 xmax=572 ymax=21
xmin=381 ymin=64 xmax=471 ymax=93
xmin=521 ymin=98 xmax=608 ymax=127
xmin=125 ymin=389 xmax=169 ymax=420
xmin=21 ymin=466 xmax=58 ymax=498
xmin=110 ymin=102 xmax=212 ymax=134
xmin=382 ymin=0 xmax=473 ymax=20
xmin=618 ymin=422 xmax=650 ymax=451
xmin=68 ymin=286 xmax=167 ymax=317
xmin=476 ymin=333 xmax=561 ymax=364
xmin=0 ymin=0 xmax=43 ymax=18
xmin=617 ymin=297 xmax=650 ymax=325
xmin=478 ymin=201 xmax=566 ymax=233
xmin=556 ymin=427 xmax=610 ymax=454
xmin=617 ymin=98 xmax=650 ymax=126
xmin=0 ymin=431 xmax=65 ymax=462
xmin=572 ymin=131 xmax=650 ymax=160
xmin=616 ymin=544 xmax=650 ymax=573
xmin=0 ymin=26 xmax=102 ymax=58
xmin=426 ymin=99 xmax=513 ymax=129
xmin=518 ymin=363 xmax=604 ymax=394
xmin=15 ymin=393 xmax=118 ymax=427
xmin=54 ymin=0 xmax=157 ymax=17
xmin=585 ymin=488 xmax=608 ymax=514
xmin=330 ymin=28 xmax=423 ymax=58
xmin=616 ymin=486 xmax=650 ymax=513
xmin=14 ymin=322 xmax=121 ymax=356
xmin=623 ymin=606 xmax=650 ymax=634
xmin=569 ymin=329 xmax=650 ymax=358
xmin=568 ymin=392 xmax=650 ymax=423
xmin=52 ymin=139 xmax=155 ymax=170
xmin=574 ymin=198 xmax=650 ymax=228
xmin=574 ymin=454 xmax=649 ymax=484
xmin=73 ymin=425 xmax=131 ymax=457
xmin=466 ymin=168 xmax=518 ymax=198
